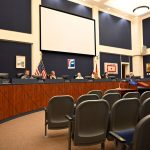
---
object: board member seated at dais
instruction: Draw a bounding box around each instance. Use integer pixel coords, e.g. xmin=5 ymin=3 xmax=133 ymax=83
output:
xmin=49 ymin=70 xmax=56 ymax=79
xmin=75 ymin=72 xmax=84 ymax=79
xmin=21 ymin=69 xmax=31 ymax=79
xmin=93 ymin=72 xmax=101 ymax=79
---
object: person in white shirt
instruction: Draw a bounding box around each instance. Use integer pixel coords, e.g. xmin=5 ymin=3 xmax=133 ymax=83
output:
xmin=75 ymin=72 xmax=84 ymax=79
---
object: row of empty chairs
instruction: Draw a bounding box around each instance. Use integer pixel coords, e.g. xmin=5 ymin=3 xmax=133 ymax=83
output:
xmin=109 ymin=98 xmax=150 ymax=150
xmin=88 ymin=89 xmax=150 ymax=104
xmin=44 ymin=93 xmax=150 ymax=150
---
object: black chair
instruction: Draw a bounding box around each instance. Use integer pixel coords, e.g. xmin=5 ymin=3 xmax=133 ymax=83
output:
xmin=140 ymin=98 xmax=150 ymax=119
xmin=140 ymin=91 xmax=150 ymax=103
xmin=66 ymin=100 xmax=110 ymax=150
xmin=110 ymin=115 xmax=150 ymax=150
xmin=132 ymin=115 xmax=150 ymax=150
xmin=102 ymin=93 xmax=121 ymax=109
xmin=0 ymin=73 xmax=10 ymax=84
xmin=109 ymin=98 xmax=140 ymax=149
xmin=104 ymin=89 xmax=119 ymax=95
xmin=76 ymin=94 xmax=99 ymax=106
xmin=16 ymin=73 xmax=24 ymax=78
xmin=88 ymin=90 xmax=103 ymax=99
xmin=122 ymin=91 xmax=140 ymax=99
xmin=45 ymin=95 xmax=74 ymax=136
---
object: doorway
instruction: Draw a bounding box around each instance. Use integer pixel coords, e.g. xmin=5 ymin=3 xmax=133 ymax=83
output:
xmin=121 ymin=62 xmax=130 ymax=78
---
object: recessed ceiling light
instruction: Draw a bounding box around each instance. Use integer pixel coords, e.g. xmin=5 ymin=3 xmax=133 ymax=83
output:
xmin=133 ymin=6 xmax=149 ymax=16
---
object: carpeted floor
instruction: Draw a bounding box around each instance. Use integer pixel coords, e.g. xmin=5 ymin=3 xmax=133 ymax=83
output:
xmin=0 ymin=111 xmax=115 ymax=150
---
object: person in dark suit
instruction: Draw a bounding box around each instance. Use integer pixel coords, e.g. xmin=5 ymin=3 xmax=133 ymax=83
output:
xmin=21 ymin=69 xmax=30 ymax=79
xmin=104 ymin=72 xmax=109 ymax=78
xmin=129 ymin=72 xmax=134 ymax=78
xmin=49 ymin=71 xmax=56 ymax=79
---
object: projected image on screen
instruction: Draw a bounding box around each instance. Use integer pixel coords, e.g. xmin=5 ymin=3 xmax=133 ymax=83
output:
xmin=40 ymin=6 xmax=95 ymax=56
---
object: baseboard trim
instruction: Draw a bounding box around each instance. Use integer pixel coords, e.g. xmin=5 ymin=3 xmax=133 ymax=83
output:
xmin=0 ymin=108 xmax=44 ymax=124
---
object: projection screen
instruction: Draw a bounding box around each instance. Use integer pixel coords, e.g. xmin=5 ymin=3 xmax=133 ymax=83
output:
xmin=40 ymin=6 xmax=96 ymax=56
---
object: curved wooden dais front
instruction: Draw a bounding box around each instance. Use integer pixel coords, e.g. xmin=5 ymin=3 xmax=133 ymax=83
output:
xmin=0 ymin=81 xmax=135 ymax=121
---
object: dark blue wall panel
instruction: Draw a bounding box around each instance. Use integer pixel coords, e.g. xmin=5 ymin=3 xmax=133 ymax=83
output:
xmin=0 ymin=0 xmax=31 ymax=33
xmin=100 ymin=53 xmax=132 ymax=78
xmin=143 ymin=55 xmax=150 ymax=78
xmin=42 ymin=51 xmax=93 ymax=78
xmin=143 ymin=17 xmax=150 ymax=48
xmin=99 ymin=12 xmax=131 ymax=50
xmin=0 ymin=41 xmax=31 ymax=78
xmin=121 ymin=55 xmax=129 ymax=62
xmin=42 ymin=0 xmax=92 ymax=19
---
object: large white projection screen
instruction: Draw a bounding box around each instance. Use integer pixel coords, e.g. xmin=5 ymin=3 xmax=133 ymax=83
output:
xmin=40 ymin=6 xmax=95 ymax=55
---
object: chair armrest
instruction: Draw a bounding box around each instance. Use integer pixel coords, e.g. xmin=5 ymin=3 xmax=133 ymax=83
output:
xmin=44 ymin=107 xmax=48 ymax=124
xmin=65 ymin=115 xmax=73 ymax=121
xmin=44 ymin=107 xmax=47 ymax=111
xmin=109 ymin=131 xmax=126 ymax=143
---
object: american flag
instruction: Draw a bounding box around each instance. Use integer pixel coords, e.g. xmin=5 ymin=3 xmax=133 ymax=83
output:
xmin=35 ymin=60 xmax=47 ymax=79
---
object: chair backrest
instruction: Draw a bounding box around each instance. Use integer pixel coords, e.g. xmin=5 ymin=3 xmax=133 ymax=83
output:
xmin=47 ymin=95 xmax=74 ymax=129
xmin=132 ymin=115 xmax=150 ymax=150
xmin=102 ymin=93 xmax=121 ymax=109
xmin=76 ymin=94 xmax=99 ymax=106
xmin=140 ymin=91 xmax=150 ymax=103
xmin=140 ymin=98 xmax=150 ymax=119
xmin=122 ymin=91 xmax=140 ymax=99
xmin=73 ymin=100 xmax=109 ymax=145
xmin=104 ymin=89 xmax=119 ymax=95
xmin=88 ymin=90 xmax=103 ymax=99
xmin=110 ymin=98 xmax=140 ymax=132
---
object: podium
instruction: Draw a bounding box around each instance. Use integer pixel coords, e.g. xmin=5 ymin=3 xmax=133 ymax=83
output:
xmin=116 ymin=88 xmax=137 ymax=96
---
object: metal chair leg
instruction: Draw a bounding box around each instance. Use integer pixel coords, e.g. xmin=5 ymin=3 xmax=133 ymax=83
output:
xmin=68 ymin=121 xmax=72 ymax=150
xmin=45 ymin=108 xmax=48 ymax=136
xmin=45 ymin=123 xmax=47 ymax=136
xmin=101 ymin=142 xmax=105 ymax=150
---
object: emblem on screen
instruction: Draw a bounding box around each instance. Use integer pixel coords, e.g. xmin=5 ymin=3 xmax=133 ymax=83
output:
xmin=68 ymin=59 xmax=75 ymax=69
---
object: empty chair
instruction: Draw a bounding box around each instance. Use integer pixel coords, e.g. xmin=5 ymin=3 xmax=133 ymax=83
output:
xmin=132 ymin=115 xmax=150 ymax=150
xmin=66 ymin=100 xmax=110 ymax=150
xmin=140 ymin=91 xmax=150 ymax=103
xmin=104 ymin=89 xmax=119 ymax=95
xmin=122 ymin=91 xmax=140 ymax=99
xmin=88 ymin=90 xmax=103 ymax=99
xmin=102 ymin=93 xmax=121 ymax=109
xmin=140 ymin=98 xmax=150 ymax=119
xmin=76 ymin=94 xmax=99 ymax=106
xmin=110 ymin=115 xmax=150 ymax=150
xmin=45 ymin=95 xmax=74 ymax=136
xmin=109 ymin=98 xmax=140 ymax=148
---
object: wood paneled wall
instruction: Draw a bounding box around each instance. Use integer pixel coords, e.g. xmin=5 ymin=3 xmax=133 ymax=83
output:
xmin=0 ymin=81 xmax=135 ymax=121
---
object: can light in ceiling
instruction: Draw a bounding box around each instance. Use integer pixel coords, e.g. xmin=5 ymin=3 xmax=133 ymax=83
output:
xmin=133 ymin=6 xmax=149 ymax=16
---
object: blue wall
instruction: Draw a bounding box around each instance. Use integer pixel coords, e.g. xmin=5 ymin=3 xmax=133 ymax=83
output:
xmin=0 ymin=41 xmax=31 ymax=78
xmin=99 ymin=11 xmax=131 ymax=50
xmin=100 ymin=52 xmax=132 ymax=78
xmin=143 ymin=17 xmax=150 ymax=48
xmin=43 ymin=51 xmax=93 ymax=78
xmin=42 ymin=0 xmax=92 ymax=19
xmin=0 ymin=0 xmax=31 ymax=33
xmin=0 ymin=0 xmax=32 ymax=78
